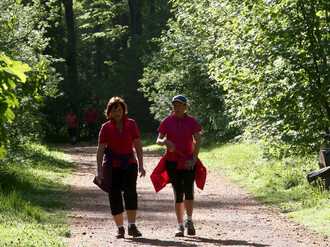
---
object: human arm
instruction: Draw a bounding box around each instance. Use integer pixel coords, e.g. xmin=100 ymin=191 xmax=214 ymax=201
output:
xmin=133 ymin=137 xmax=146 ymax=177
xmin=156 ymin=132 xmax=175 ymax=152
xmin=185 ymin=132 xmax=201 ymax=170
xmin=95 ymin=143 xmax=106 ymax=184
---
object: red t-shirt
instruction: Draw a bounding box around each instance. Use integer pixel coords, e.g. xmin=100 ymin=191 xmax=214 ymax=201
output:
xmin=65 ymin=114 xmax=78 ymax=128
xmin=158 ymin=113 xmax=202 ymax=161
xmin=98 ymin=115 xmax=140 ymax=167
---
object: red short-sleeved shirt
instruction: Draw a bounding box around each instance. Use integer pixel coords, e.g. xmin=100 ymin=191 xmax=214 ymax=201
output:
xmin=98 ymin=115 xmax=140 ymax=167
xmin=65 ymin=114 xmax=78 ymax=128
xmin=158 ymin=113 xmax=202 ymax=161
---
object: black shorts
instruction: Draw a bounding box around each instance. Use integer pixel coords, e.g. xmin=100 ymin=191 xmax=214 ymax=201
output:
xmin=86 ymin=123 xmax=96 ymax=133
xmin=68 ymin=127 xmax=77 ymax=137
xmin=108 ymin=163 xmax=138 ymax=215
xmin=165 ymin=160 xmax=196 ymax=203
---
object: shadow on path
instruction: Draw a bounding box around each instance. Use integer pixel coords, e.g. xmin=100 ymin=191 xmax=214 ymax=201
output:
xmin=128 ymin=236 xmax=269 ymax=247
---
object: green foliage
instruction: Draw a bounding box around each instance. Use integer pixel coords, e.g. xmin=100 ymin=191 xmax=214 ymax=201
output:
xmin=0 ymin=141 xmax=73 ymax=246
xmin=0 ymin=54 xmax=31 ymax=158
xmin=139 ymin=0 xmax=238 ymax=140
xmin=77 ymin=0 xmax=128 ymax=42
xmin=199 ymin=141 xmax=330 ymax=236
xmin=0 ymin=0 xmax=59 ymax=83
xmin=73 ymin=0 xmax=172 ymax=129
xmin=140 ymin=0 xmax=330 ymax=154
xmin=0 ymin=0 xmax=61 ymax=150
xmin=42 ymin=0 xmax=172 ymax=138
xmin=209 ymin=0 xmax=330 ymax=154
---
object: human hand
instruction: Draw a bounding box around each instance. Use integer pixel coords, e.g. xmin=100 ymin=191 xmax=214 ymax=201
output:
xmin=165 ymin=140 xmax=176 ymax=152
xmin=185 ymin=159 xmax=196 ymax=170
xmin=139 ymin=166 xmax=146 ymax=177
xmin=95 ymin=174 xmax=103 ymax=185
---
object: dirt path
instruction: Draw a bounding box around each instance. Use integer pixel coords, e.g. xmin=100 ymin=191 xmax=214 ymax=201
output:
xmin=65 ymin=144 xmax=329 ymax=247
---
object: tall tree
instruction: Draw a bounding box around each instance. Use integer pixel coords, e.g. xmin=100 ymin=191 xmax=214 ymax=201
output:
xmin=128 ymin=0 xmax=142 ymax=35
xmin=72 ymin=0 xmax=172 ymax=130
xmin=63 ymin=0 xmax=79 ymax=109
xmin=41 ymin=0 xmax=172 ymax=139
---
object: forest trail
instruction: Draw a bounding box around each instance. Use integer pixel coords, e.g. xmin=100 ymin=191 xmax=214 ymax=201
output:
xmin=65 ymin=144 xmax=329 ymax=247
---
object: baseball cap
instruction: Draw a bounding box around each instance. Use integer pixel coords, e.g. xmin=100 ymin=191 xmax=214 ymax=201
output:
xmin=171 ymin=95 xmax=187 ymax=105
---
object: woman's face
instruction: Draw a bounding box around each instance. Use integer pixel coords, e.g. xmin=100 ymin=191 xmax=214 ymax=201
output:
xmin=110 ymin=104 xmax=124 ymax=122
xmin=172 ymin=101 xmax=186 ymax=118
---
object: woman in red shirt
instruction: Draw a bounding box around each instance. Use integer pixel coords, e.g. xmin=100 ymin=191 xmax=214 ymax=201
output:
xmin=153 ymin=95 xmax=206 ymax=237
xmin=95 ymin=96 xmax=146 ymax=238
xmin=65 ymin=109 xmax=78 ymax=144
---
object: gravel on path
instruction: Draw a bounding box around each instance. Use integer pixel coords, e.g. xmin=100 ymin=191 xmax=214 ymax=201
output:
xmin=65 ymin=144 xmax=329 ymax=247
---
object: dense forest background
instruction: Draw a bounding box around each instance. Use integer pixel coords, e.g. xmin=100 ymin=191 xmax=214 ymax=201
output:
xmin=0 ymin=0 xmax=329 ymax=157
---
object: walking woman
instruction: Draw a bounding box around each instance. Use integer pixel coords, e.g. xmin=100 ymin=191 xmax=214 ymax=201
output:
xmin=65 ymin=109 xmax=78 ymax=144
xmin=151 ymin=95 xmax=206 ymax=237
xmin=94 ymin=96 xmax=146 ymax=238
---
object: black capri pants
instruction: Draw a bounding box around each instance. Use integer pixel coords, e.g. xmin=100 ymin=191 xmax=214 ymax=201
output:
xmin=165 ymin=160 xmax=196 ymax=203
xmin=108 ymin=163 xmax=138 ymax=215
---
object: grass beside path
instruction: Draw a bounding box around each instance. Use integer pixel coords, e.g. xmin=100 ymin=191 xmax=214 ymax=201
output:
xmin=198 ymin=141 xmax=330 ymax=237
xmin=0 ymin=141 xmax=74 ymax=247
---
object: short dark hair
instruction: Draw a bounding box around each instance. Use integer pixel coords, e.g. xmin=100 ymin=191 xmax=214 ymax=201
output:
xmin=104 ymin=96 xmax=127 ymax=119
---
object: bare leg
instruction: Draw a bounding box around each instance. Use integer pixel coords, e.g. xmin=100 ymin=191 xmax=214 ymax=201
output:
xmin=175 ymin=202 xmax=184 ymax=223
xmin=184 ymin=199 xmax=194 ymax=217
xmin=126 ymin=209 xmax=137 ymax=223
xmin=113 ymin=213 xmax=124 ymax=227
xmin=113 ymin=212 xmax=125 ymax=238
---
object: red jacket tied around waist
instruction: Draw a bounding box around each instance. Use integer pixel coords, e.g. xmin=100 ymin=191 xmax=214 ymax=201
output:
xmin=150 ymin=148 xmax=207 ymax=193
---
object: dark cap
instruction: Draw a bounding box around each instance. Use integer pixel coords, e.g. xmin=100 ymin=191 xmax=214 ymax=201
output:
xmin=171 ymin=95 xmax=187 ymax=105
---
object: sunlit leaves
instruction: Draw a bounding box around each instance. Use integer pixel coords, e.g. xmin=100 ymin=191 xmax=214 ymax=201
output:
xmin=0 ymin=0 xmax=60 ymax=156
xmin=212 ymin=0 xmax=330 ymax=153
xmin=0 ymin=54 xmax=31 ymax=158
xmin=140 ymin=0 xmax=235 ymax=139
xmin=140 ymin=0 xmax=329 ymax=153
xmin=76 ymin=0 xmax=129 ymax=42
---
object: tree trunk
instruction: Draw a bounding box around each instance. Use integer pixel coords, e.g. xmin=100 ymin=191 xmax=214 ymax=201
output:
xmin=307 ymin=166 xmax=330 ymax=190
xmin=94 ymin=33 xmax=104 ymax=78
xmin=298 ymin=1 xmax=330 ymax=132
xmin=128 ymin=0 xmax=142 ymax=36
xmin=147 ymin=0 xmax=155 ymax=32
xmin=148 ymin=0 xmax=155 ymax=15
xmin=63 ymin=0 xmax=79 ymax=107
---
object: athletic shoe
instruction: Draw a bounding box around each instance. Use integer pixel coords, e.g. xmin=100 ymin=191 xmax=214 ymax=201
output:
xmin=185 ymin=220 xmax=196 ymax=235
xmin=175 ymin=225 xmax=184 ymax=237
xmin=128 ymin=224 xmax=142 ymax=237
xmin=116 ymin=226 xmax=125 ymax=239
